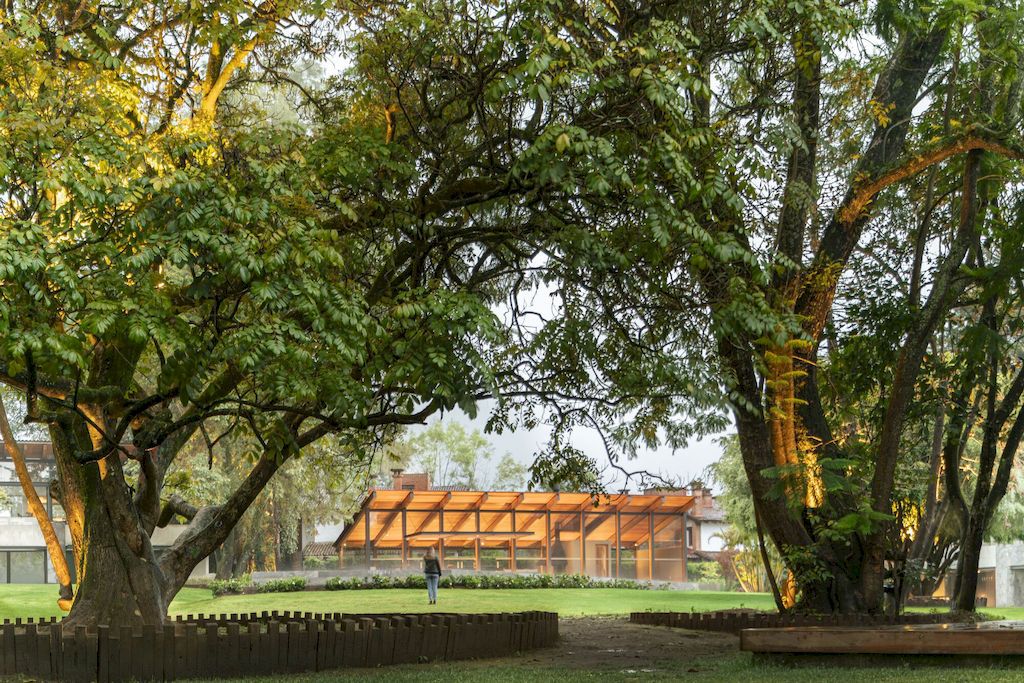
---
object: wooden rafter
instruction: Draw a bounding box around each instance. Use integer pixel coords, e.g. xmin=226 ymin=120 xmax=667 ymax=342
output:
xmin=410 ymin=491 xmax=452 ymax=534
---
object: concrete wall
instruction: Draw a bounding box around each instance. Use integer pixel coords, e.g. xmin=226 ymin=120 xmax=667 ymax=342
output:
xmin=979 ymin=541 xmax=1024 ymax=608
xmin=0 ymin=518 xmax=70 ymax=547
xmin=0 ymin=520 xmax=210 ymax=583
xmin=152 ymin=524 xmax=212 ymax=580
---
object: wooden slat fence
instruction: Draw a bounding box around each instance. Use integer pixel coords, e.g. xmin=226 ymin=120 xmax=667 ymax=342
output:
xmin=0 ymin=610 xmax=558 ymax=682
xmin=630 ymin=611 xmax=959 ymax=635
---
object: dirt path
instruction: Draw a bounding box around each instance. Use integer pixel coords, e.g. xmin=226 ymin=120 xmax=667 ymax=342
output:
xmin=519 ymin=616 xmax=738 ymax=675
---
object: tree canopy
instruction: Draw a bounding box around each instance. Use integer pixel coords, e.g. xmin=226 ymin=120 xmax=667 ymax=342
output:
xmin=2 ymin=0 xmax=1024 ymax=625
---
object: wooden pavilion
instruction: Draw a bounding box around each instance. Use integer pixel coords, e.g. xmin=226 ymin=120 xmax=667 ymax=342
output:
xmin=333 ymin=487 xmax=695 ymax=581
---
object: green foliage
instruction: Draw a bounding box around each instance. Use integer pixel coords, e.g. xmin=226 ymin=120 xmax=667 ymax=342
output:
xmin=256 ymin=577 xmax=307 ymax=593
xmin=209 ymin=576 xmax=252 ymax=597
xmin=397 ymin=422 xmax=527 ymax=491
xmin=688 ymin=562 xmax=725 ymax=584
xmin=324 ymin=574 xmax=658 ymax=591
xmin=303 ymin=557 xmax=332 ymax=570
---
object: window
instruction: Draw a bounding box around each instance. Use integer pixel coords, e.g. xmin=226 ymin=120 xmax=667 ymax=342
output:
xmin=686 ymin=527 xmax=694 ymax=548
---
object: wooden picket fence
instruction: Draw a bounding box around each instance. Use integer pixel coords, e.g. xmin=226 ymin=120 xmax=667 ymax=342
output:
xmin=630 ymin=610 xmax=958 ymax=635
xmin=0 ymin=610 xmax=558 ymax=682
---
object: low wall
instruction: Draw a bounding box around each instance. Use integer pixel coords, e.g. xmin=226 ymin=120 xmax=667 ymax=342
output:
xmin=0 ymin=610 xmax=558 ymax=682
xmin=630 ymin=611 xmax=959 ymax=635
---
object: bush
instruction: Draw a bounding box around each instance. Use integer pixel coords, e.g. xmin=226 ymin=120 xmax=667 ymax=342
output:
xmin=303 ymin=556 xmax=330 ymax=569
xmin=325 ymin=573 xmax=654 ymax=591
xmin=209 ymin=575 xmax=251 ymax=596
xmin=688 ymin=561 xmax=724 ymax=584
xmin=256 ymin=577 xmax=307 ymax=593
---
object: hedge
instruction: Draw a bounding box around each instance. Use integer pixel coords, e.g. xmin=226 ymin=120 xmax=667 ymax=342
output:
xmin=209 ymin=575 xmax=307 ymax=596
xmin=209 ymin=575 xmax=251 ymax=597
xmin=256 ymin=577 xmax=307 ymax=593
xmin=324 ymin=573 xmax=662 ymax=591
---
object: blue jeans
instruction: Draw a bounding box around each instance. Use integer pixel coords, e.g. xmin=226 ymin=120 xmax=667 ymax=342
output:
xmin=426 ymin=574 xmax=439 ymax=602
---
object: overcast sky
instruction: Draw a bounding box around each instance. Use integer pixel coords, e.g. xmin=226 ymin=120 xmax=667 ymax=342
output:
xmin=406 ymin=402 xmax=727 ymax=495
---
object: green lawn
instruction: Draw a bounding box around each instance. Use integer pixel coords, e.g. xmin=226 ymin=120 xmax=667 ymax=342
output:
xmin=3 ymin=583 xmax=1024 ymax=622
xmin=0 ymin=585 xmax=776 ymax=621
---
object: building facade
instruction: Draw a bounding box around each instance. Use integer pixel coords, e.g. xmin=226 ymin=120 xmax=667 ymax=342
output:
xmin=333 ymin=471 xmax=697 ymax=582
xmin=684 ymin=487 xmax=728 ymax=554
xmin=0 ymin=440 xmax=213 ymax=584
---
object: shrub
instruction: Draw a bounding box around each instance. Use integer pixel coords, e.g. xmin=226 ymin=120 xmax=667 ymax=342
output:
xmin=688 ymin=561 xmax=724 ymax=584
xmin=209 ymin=575 xmax=251 ymax=596
xmin=303 ymin=556 xmax=330 ymax=570
xmin=256 ymin=577 xmax=307 ymax=593
xmin=324 ymin=573 xmax=654 ymax=591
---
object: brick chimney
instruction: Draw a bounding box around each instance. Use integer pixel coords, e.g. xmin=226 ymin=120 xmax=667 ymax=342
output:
xmin=391 ymin=470 xmax=430 ymax=490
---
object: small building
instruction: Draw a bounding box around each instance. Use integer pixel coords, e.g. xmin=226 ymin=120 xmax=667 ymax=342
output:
xmin=333 ymin=471 xmax=696 ymax=581
xmin=685 ymin=486 xmax=728 ymax=554
xmin=931 ymin=542 xmax=1024 ymax=607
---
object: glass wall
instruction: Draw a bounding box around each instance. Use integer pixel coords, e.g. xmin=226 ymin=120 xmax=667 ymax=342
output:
xmin=617 ymin=513 xmax=649 ymax=580
xmin=549 ymin=513 xmax=582 ymax=575
xmin=0 ymin=550 xmax=47 ymax=583
xmin=339 ymin=547 xmax=366 ymax=569
xmin=479 ymin=546 xmax=512 ymax=571
xmin=653 ymin=515 xmax=685 ymax=582
xmin=514 ymin=546 xmax=545 ymax=573
xmin=584 ymin=513 xmax=616 ymax=578
xmin=614 ymin=545 xmax=637 ymax=580
xmin=442 ymin=544 xmax=475 ymax=571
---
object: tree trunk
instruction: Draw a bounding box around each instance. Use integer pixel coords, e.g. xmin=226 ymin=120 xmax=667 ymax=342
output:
xmin=50 ymin=425 xmax=167 ymax=629
xmin=66 ymin=486 xmax=166 ymax=627
xmin=954 ymin=516 xmax=987 ymax=612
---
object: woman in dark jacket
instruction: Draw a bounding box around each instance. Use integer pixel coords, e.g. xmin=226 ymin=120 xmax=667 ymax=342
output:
xmin=423 ymin=547 xmax=443 ymax=604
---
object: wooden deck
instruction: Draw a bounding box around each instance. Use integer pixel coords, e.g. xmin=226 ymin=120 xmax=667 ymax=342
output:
xmin=741 ymin=621 xmax=1024 ymax=666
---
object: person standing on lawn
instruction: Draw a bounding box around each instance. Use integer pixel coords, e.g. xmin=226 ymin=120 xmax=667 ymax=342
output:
xmin=423 ymin=546 xmax=443 ymax=605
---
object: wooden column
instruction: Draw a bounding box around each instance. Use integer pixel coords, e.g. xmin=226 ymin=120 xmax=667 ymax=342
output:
xmin=364 ymin=511 xmax=372 ymax=571
xmin=511 ymin=510 xmax=517 ymax=573
xmin=474 ymin=510 xmax=481 ymax=571
xmin=545 ymin=510 xmax=552 ymax=575
xmin=681 ymin=510 xmax=688 ymax=582
xmin=648 ymin=512 xmax=654 ymax=581
xmin=438 ymin=509 xmax=445 ymax=566
xmin=615 ymin=510 xmax=621 ymax=579
xmin=579 ymin=510 xmax=586 ymax=576
xmin=401 ymin=509 xmax=408 ymax=569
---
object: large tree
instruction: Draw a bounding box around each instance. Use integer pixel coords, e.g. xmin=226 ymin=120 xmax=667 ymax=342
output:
xmin=526 ymin=0 xmax=1024 ymax=613
xmin=0 ymin=0 xmax=695 ymax=627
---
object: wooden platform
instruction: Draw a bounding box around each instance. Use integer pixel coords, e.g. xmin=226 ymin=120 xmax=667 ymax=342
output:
xmin=741 ymin=621 xmax=1024 ymax=667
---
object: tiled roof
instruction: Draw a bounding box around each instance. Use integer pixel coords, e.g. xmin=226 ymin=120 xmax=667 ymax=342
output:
xmin=303 ymin=542 xmax=336 ymax=558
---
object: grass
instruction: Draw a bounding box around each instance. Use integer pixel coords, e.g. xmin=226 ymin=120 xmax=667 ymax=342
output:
xmin=179 ymin=659 xmax=1024 ymax=683
xmin=0 ymin=585 xmax=778 ymax=621
xmin=2 ymin=583 xmax=1022 ymax=621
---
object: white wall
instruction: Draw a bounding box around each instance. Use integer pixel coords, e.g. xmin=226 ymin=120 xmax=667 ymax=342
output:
xmin=0 ymin=518 xmax=69 ymax=547
xmin=699 ymin=521 xmax=727 ymax=552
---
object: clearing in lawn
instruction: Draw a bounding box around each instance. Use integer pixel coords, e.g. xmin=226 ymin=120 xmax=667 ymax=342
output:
xmin=182 ymin=618 xmax=1024 ymax=682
